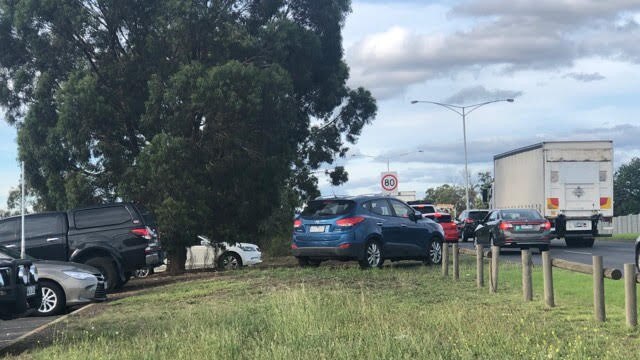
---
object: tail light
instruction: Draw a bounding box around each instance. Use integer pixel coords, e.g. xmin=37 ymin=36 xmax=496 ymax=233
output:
xmin=131 ymin=227 xmax=153 ymax=240
xmin=294 ymin=219 xmax=302 ymax=228
xmin=291 ymin=243 xmax=298 ymax=249
xmin=541 ymin=221 xmax=551 ymax=231
xmin=464 ymin=218 xmax=474 ymax=224
xmin=433 ymin=212 xmax=442 ymax=218
xmin=338 ymin=243 xmax=351 ymax=249
xmin=335 ymin=216 xmax=365 ymax=227
xmin=499 ymin=222 xmax=513 ymax=230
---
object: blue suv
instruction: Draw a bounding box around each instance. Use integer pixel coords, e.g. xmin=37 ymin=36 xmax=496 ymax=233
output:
xmin=292 ymin=195 xmax=444 ymax=268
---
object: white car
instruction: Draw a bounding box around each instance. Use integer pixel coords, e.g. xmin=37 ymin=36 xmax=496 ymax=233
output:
xmin=153 ymin=235 xmax=262 ymax=273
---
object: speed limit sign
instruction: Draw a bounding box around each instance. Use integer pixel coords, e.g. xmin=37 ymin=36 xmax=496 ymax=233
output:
xmin=380 ymin=172 xmax=399 ymax=194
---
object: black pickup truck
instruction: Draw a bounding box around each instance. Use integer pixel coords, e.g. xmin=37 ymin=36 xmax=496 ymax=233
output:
xmin=0 ymin=259 xmax=41 ymax=320
xmin=0 ymin=203 xmax=163 ymax=291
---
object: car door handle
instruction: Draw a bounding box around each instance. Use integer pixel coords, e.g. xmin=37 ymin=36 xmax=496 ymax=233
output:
xmin=401 ymin=224 xmax=408 ymax=228
xmin=46 ymin=237 xmax=60 ymax=242
xmin=376 ymin=222 xmax=384 ymax=226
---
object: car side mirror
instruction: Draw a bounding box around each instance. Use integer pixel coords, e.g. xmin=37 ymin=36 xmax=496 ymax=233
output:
xmin=411 ymin=211 xmax=422 ymax=221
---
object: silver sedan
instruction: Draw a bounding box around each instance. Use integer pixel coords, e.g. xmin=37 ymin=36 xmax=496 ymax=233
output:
xmin=0 ymin=245 xmax=107 ymax=316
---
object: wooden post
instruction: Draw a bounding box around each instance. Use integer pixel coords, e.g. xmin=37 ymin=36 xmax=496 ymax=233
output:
xmin=542 ymin=251 xmax=555 ymax=307
xmin=624 ymin=263 xmax=637 ymax=327
xmin=490 ymin=245 xmax=499 ymax=293
xmin=522 ymin=249 xmax=533 ymax=301
xmin=442 ymin=242 xmax=449 ymax=277
xmin=476 ymin=244 xmax=484 ymax=288
xmin=452 ymin=243 xmax=459 ymax=280
xmin=593 ymin=255 xmax=605 ymax=322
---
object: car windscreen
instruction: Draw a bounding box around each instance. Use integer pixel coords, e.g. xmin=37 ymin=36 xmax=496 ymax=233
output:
xmin=301 ymin=200 xmax=355 ymax=218
xmin=501 ymin=209 xmax=543 ymax=220
xmin=410 ymin=205 xmax=436 ymax=214
xmin=468 ymin=211 xmax=489 ymax=220
xmin=136 ymin=205 xmax=157 ymax=227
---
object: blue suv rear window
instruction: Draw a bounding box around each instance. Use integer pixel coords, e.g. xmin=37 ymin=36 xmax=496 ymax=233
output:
xmin=301 ymin=200 xmax=355 ymax=218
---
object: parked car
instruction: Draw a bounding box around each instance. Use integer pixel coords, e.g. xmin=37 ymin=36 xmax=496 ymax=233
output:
xmin=0 ymin=203 xmax=164 ymax=291
xmin=457 ymin=209 xmax=490 ymax=242
xmin=409 ymin=202 xmax=459 ymax=242
xmin=474 ymin=209 xmax=552 ymax=251
xmin=292 ymin=195 xmax=444 ymax=268
xmin=0 ymin=245 xmax=106 ymax=316
xmin=154 ymin=235 xmax=262 ymax=272
xmin=0 ymin=258 xmax=41 ymax=320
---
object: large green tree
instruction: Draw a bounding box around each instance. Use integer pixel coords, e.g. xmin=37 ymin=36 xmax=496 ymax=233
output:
xmin=0 ymin=0 xmax=376 ymax=270
xmin=614 ymin=157 xmax=640 ymax=216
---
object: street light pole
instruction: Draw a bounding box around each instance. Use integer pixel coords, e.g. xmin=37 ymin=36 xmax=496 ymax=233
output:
xmin=410 ymin=98 xmax=514 ymax=211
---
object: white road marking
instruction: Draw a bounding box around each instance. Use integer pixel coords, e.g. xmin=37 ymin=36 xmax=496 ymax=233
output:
xmin=563 ymin=250 xmax=592 ymax=255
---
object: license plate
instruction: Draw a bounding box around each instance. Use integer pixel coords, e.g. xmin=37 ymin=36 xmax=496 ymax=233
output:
xmin=26 ymin=285 xmax=36 ymax=297
xmin=567 ymin=220 xmax=591 ymax=230
xmin=518 ymin=225 xmax=533 ymax=230
xmin=309 ymin=225 xmax=327 ymax=233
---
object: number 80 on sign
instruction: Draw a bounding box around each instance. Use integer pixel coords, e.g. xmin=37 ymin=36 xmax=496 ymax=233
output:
xmin=380 ymin=173 xmax=398 ymax=192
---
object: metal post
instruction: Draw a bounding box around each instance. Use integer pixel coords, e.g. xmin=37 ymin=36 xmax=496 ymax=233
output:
xmin=522 ymin=249 xmax=533 ymax=301
xmin=593 ymin=255 xmax=605 ymax=322
xmin=542 ymin=251 xmax=555 ymax=307
xmin=624 ymin=263 xmax=637 ymax=327
xmin=442 ymin=242 xmax=449 ymax=276
xmin=21 ymin=161 xmax=25 ymax=259
xmin=453 ymin=243 xmax=459 ymax=280
xmin=462 ymin=108 xmax=470 ymax=211
xmin=476 ymin=244 xmax=484 ymax=287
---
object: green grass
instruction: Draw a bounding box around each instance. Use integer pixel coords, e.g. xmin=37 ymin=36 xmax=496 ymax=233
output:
xmin=598 ymin=233 xmax=640 ymax=241
xmin=8 ymin=258 xmax=640 ymax=360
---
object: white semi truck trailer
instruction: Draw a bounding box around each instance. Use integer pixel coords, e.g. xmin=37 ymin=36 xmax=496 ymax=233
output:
xmin=493 ymin=141 xmax=613 ymax=247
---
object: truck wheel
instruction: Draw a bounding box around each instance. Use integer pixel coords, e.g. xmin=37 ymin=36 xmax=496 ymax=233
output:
xmin=85 ymin=257 xmax=120 ymax=292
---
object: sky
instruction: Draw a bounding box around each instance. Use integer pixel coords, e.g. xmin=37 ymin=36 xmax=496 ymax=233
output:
xmin=1 ymin=1 xmax=640 ymax=206
xmin=317 ymin=0 xmax=640 ymax=198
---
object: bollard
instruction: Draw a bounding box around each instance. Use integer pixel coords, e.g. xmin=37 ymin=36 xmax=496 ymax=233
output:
xmin=453 ymin=243 xmax=459 ymax=280
xmin=522 ymin=249 xmax=533 ymax=301
xmin=593 ymin=255 xmax=605 ymax=322
xmin=542 ymin=251 xmax=555 ymax=307
xmin=490 ymin=245 xmax=500 ymax=293
xmin=624 ymin=263 xmax=637 ymax=327
xmin=476 ymin=244 xmax=484 ymax=288
xmin=442 ymin=242 xmax=449 ymax=276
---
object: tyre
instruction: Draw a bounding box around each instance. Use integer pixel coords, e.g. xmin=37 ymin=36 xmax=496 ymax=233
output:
xmin=135 ymin=268 xmax=151 ymax=278
xmin=359 ymin=240 xmax=384 ymax=269
xmin=85 ymin=256 xmax=120 ymax=292
xmin=37 ymin=280 xmax=66 ymax=316
xmin=217 ymin=252 xmax=242 ymax=270
xmin=425 ymin=238 xmax=442 ymax=265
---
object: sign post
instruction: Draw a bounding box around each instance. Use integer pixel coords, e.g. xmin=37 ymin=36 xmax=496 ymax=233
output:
xmin=380 ymin=172 xmax=399 ymax=195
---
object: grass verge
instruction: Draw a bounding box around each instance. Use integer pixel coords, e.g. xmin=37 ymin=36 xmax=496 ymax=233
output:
xmin=7 ymin=257 xmax=640 ymax=359
xmin=597 ymin=233 xmax=639 ymax=242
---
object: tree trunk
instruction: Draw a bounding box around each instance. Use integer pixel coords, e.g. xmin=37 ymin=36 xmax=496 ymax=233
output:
xmin=167 ymin=247 xmax=187 ymax=275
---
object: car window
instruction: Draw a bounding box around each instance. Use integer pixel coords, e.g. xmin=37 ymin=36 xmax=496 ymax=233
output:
xmin=0 ymin=218 xmax=19 ymax=242
xmin=468 ymin=211 xmax=489 ymax=220
xmin=367 ymin=199 xmax=392 ymax=217
xmin=301 ymin=200 xmax=355 ymax=218
xmin=501 ymin=209 xmax=543 ymax=220
xmin=411 ymin=205 xmax=436 ymax=214
xmin=488 ymin=211 xmax=499 ymax=221
xmin=390 ymin=200 xmax=413 ymax=218
xmin=25 ymin=215 xmax=65 ymax=238
xmin=74 ymin=206 xmax=133 ymax=229
xmin=135 ymin=204 xmax=157 ymax=227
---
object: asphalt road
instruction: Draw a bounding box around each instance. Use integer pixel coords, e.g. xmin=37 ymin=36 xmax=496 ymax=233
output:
xmin=0 ymin=315 xmax=60 ymax=351
xmin=459 ymin=238 xmax=636 ymax=270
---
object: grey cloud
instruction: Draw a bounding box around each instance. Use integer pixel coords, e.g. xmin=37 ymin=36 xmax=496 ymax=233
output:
xmin=346 ymin=1 xmax=640 ymax=98
xmin=563 ymin=72 xmax=606 ymax=82
xmin=442 ymin=86 xmax=523 ymax=105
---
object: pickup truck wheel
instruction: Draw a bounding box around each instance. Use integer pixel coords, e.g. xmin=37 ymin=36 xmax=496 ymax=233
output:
xmin=84 ymin=257 xmax=120 ymax=292
xmin=37 ymin=280 xmax=66 ymax=317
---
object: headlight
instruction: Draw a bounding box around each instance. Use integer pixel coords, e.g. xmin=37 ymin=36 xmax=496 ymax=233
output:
xmin=30 ymin=265 xmax=39 ymax=282
xmin=18 ymin=265 xmax=29 ymax=285
xmin=63 ymin=271 xmax=95 ymax=280
xmin=239 ymin=245 xmax=257 ymax=252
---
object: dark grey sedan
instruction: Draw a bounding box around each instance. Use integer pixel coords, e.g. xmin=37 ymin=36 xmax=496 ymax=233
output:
xmin=474 ymin=209 xmax=552 ymax=251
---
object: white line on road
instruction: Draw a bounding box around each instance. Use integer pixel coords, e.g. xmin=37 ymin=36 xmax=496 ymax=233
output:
xmin=563 ymin=250 xmax=593 ymax=255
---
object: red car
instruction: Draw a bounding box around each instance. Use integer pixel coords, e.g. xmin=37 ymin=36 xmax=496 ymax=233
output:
xmin=409 ymin=202 xmax=459 ymax=242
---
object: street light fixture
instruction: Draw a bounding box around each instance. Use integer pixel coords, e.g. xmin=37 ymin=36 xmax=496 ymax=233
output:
xmin=351 ymin=150 xmax=424 ymax=172
xmin=410 ymin=98 xmax=514 ymax=211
